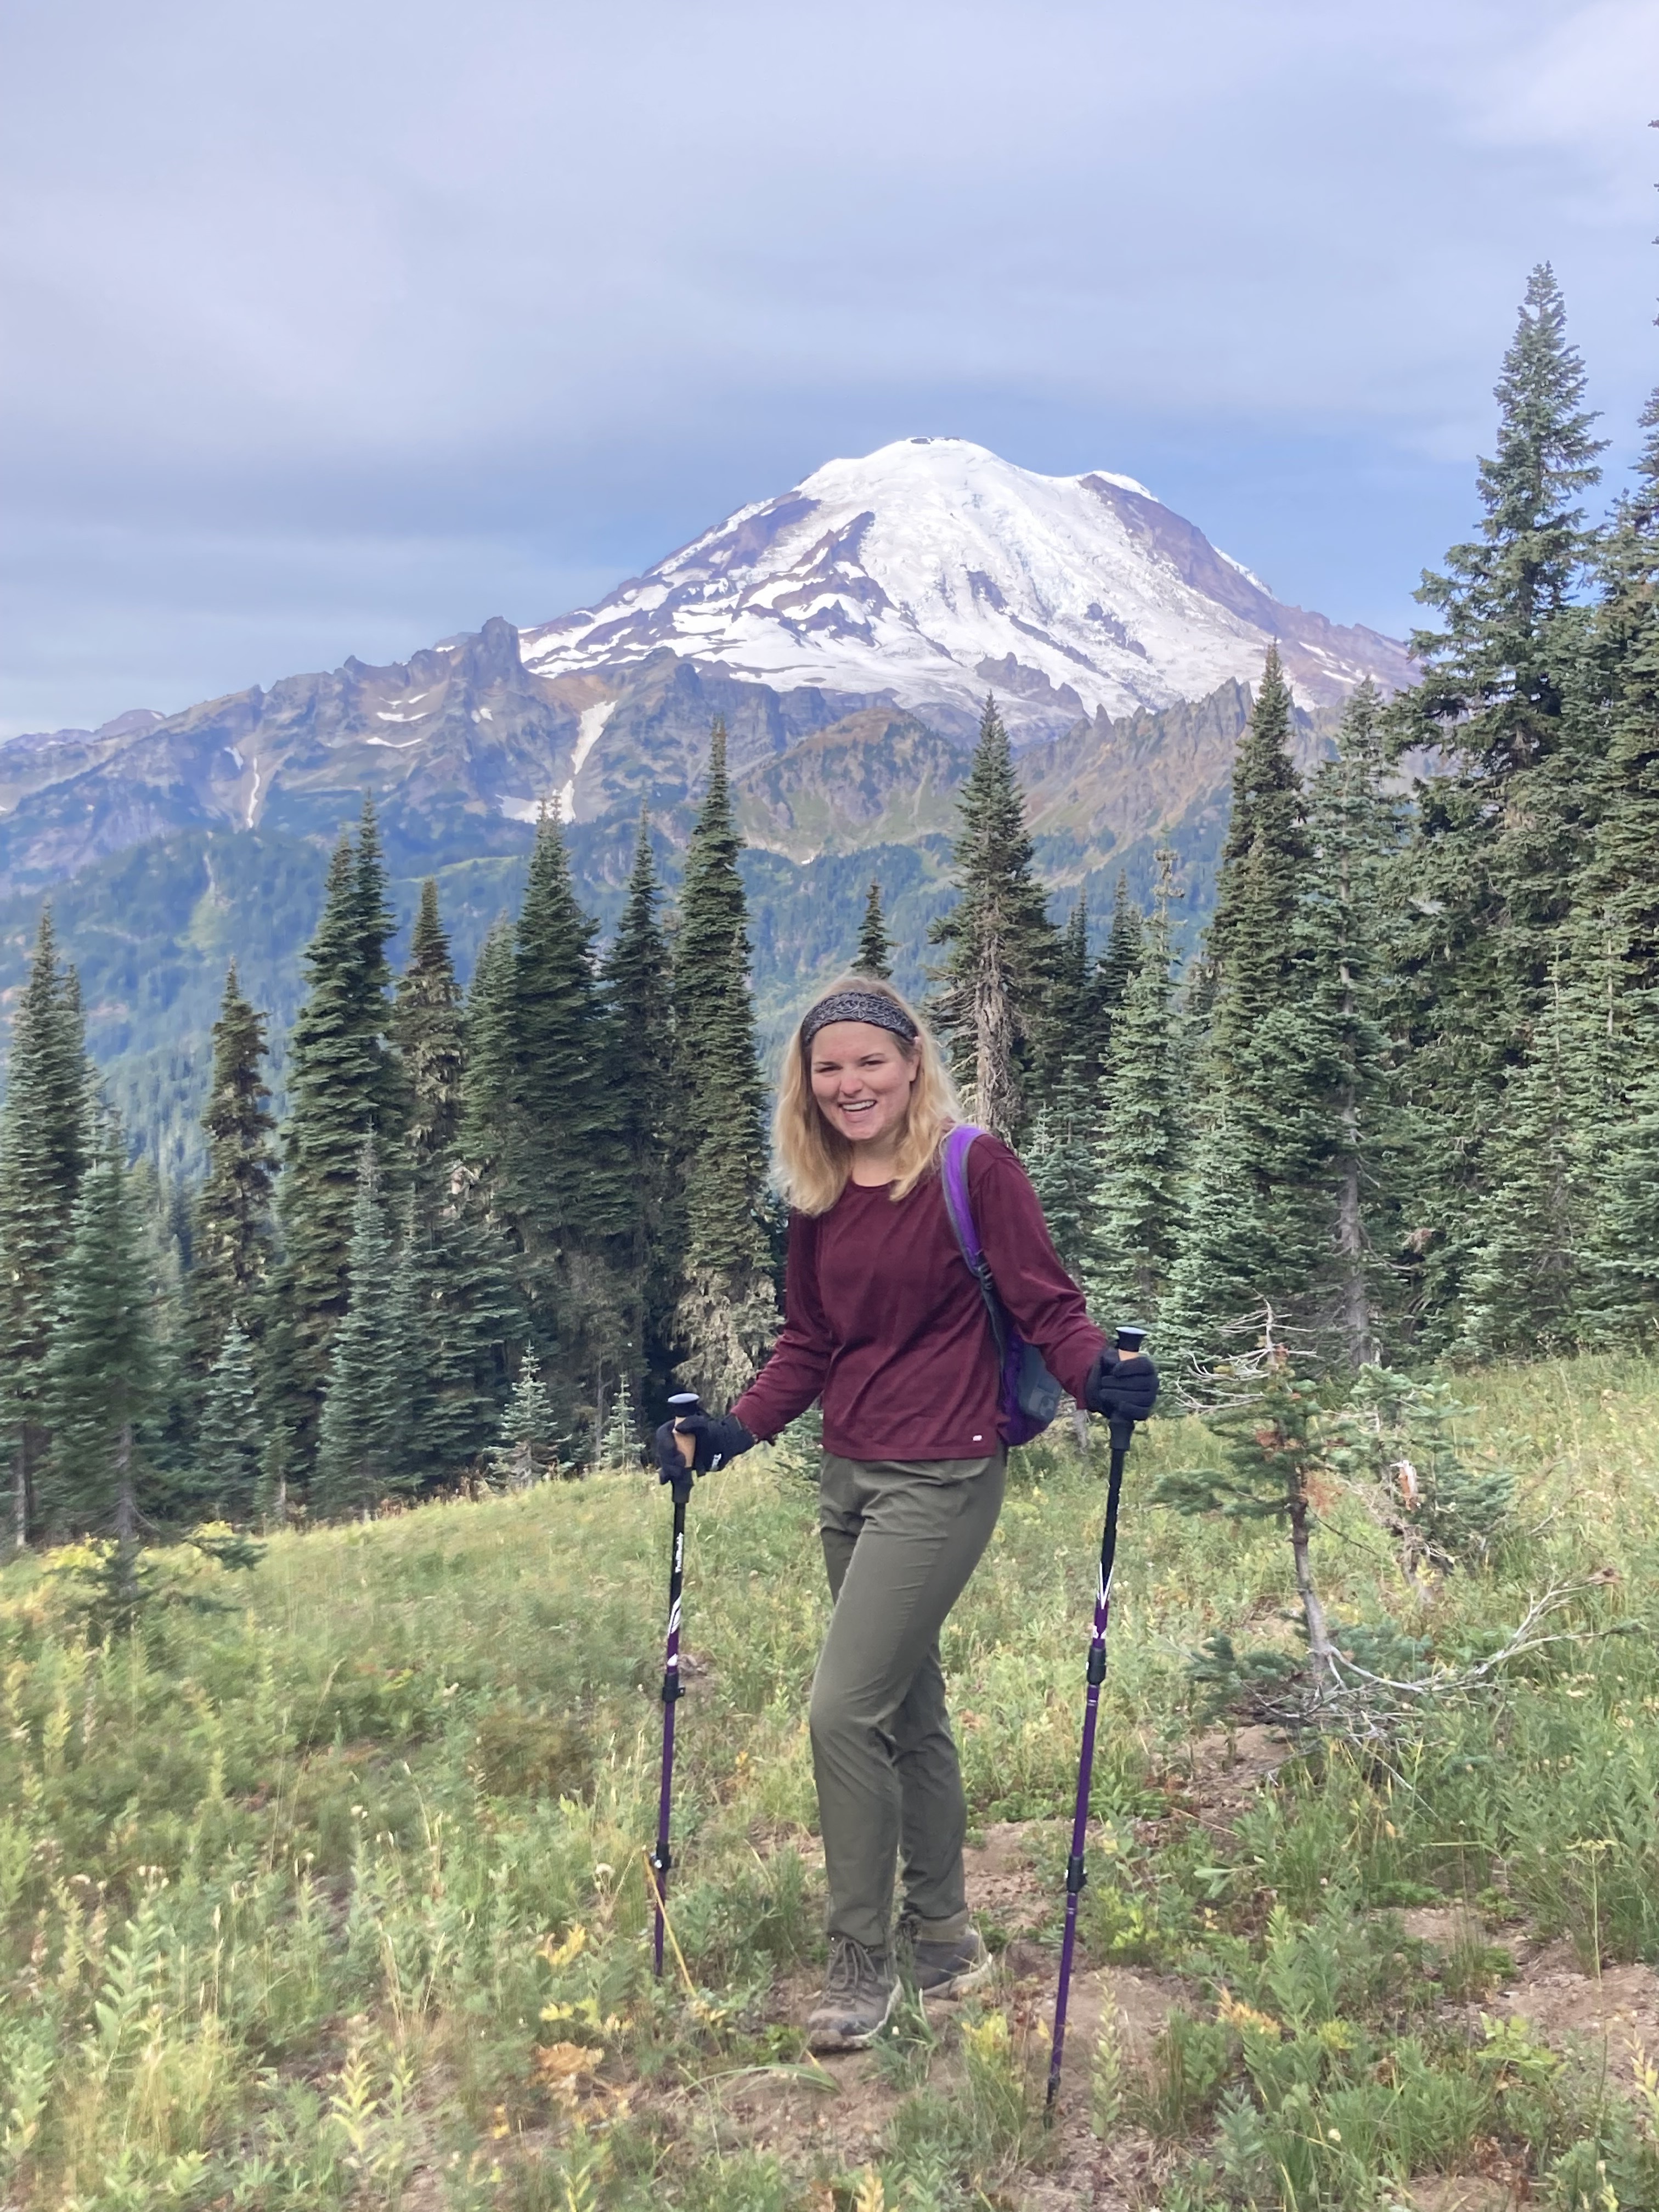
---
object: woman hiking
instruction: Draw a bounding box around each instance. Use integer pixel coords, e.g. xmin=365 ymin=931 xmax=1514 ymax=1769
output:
xmin=656 ymin=976 xmax=1155 ymax=2052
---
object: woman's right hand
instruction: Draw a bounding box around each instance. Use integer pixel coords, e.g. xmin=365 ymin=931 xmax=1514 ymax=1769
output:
xmin=656 ymin=1410 xmax=757 ymax=1480
xmin=1085 ymin=1349 xmax=1159 ymax=1423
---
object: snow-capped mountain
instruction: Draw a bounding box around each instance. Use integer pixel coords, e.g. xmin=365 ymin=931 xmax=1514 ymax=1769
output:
xmin=521 ymin=437 xmax=1411 ymax=737
xmin=1 ymin=436 xmax=1413 ymax=895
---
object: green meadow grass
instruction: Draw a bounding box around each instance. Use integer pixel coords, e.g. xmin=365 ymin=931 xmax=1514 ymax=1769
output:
xmin=1 ymin=1353 xmax=1656 ymax=2208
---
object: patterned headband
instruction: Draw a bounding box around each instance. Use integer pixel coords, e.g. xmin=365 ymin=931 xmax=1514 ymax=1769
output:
xmin=801 ymin=990 xmax=919 ymax=1049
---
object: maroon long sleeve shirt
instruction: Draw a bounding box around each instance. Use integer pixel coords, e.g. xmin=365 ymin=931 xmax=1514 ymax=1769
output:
xmin=732 ymin=1131 xmax=1108 ymax=1461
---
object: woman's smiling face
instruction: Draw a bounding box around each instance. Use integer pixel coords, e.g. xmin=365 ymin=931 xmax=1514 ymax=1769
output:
xmin=808 ymin=1021 xmax=919 ymax=1158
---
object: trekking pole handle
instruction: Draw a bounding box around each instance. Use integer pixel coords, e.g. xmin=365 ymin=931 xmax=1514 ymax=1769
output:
xmin=668 ymin=1391 xmax=699 ymax=1474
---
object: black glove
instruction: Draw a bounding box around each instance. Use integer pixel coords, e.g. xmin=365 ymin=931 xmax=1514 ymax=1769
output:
xmin=1085 ymin=1347 xmax=1159 ymax=1424
xmin=653 ymin=1410 xmax=757 ymax=1483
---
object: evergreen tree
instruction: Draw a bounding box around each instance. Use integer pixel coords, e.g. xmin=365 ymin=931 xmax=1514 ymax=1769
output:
xmin=597 ymin=1374 xmax=639 ymax=1472
xmin=0 ymin=909 xmax=89 ymax=1548
xmin=493 ymin=1363 xmax=557 ymax=1488
xmin=458 ymin=917 xmax=518 ymax=1186
xmin=856 ymin=879 xmax=894 ymax=980
xmin=349 ymin=799 xmax=404 ymax=1137
xmin=39 ymin=1116 xmax=155 ymax=1546
xmin=1409 ymin=263 xmax=1606 ymax=788
xmin=1299 ymin=681 xmax=1407 ymax=1365
xmin=603 ymin=809 xmax=678 ymax=1400
xmin=928 ymin=695 xmax=1059 ymax=1142
xmin=1391 ymin=268 xmax=1606 ymax=1335
xmin=379 ymin=877 xmax=520 ymax=1481
xmin=670 ymin=721 xmax=779 ymax=1404
xmin=393 ymin=879 xmax=465 ymax=1170
xmin=499 ymin=809 xmax=628 ymax=1411
xmin=269 ymin=804 xmax=401 ymax=1482
xmin=1159 ymin=1102 xmax=1277 ymax=1374
xmin=1024 ymin=894 xmax=1099 ymax=1273
xmin=1461 ymin=952 xmax=1596 ymax=1354
xmin=1024 ymin=1106 xmax=1092 ymax=1283
xmin=1163 ymin=652 xmax=1329 ymax=1359
xmin=399 ymin=1192 xmax=521 ymax=1488
xmin=188 ymin=961 xmax=275 ymax=1373
xmin=1035 ymin=895 xmax=1098 ymax=1100
xmin=132 ymin=1158 xmax=195 ymax=1509
xmin=1088 ymin=851 xmax=1185 ymax=1327
xmin=1096 ymin=873 xmax=1144 ymax=1054
xmin=1579 ymin=371 xmax=1659 ymax=1333
xmin=1206 ymin=645 xmax=1308 ymax=1001
xmin=313 ymin=1138 xmax=409 ymax=1519
xmin=195 ymin=1319 xmax=267 ymax=1522
xmin=1154 ymin=1339 xmax=1339 ymax=1694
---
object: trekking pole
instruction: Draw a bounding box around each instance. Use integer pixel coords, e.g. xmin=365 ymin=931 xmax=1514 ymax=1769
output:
xmin=1046 ymin=1327 xmax=1145 ymax=2112
xmin=650 ymin=1390 xmax=699 ymax=1977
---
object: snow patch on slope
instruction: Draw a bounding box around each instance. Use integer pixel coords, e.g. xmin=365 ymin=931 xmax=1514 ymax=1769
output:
xmin=556 ymin=698 xmax=616 ymax=822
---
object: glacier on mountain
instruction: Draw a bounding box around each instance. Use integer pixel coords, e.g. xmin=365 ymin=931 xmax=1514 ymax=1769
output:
xmin=519 ymin=437 xmax=1409 ymax=735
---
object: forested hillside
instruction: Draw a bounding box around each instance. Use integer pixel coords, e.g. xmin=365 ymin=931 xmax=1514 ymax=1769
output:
xmin=0 ymin=261 xmax=1652 ymax=1559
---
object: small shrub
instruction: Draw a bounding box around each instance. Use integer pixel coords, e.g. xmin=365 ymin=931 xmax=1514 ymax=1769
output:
xmin=1128 ymin=2008 xmax=1232 ymax=2141
xmin=471 ymin=1711 xmax=592 ymax=1802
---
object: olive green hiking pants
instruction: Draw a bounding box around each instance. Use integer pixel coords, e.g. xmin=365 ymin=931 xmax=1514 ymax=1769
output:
xmin=811 ymin=1449 xmax=1006 ymax=1954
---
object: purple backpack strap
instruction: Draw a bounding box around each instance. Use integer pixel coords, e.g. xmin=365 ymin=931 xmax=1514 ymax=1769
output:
xmin=940 ymin=1124 xmax=984 ymax=1272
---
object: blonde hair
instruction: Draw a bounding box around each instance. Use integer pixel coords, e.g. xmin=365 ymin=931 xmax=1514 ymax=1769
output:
xmin=773 ymin=974 xmax=964 ymax=1214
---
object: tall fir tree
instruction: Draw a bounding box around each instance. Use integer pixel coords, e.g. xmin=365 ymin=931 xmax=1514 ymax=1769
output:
xmin=1163 ymin=650 xmax=1330 ymax=1361
xmin=1024 ymin=895 xmax=1099 ymax=1276
xmin=1205 ymin=644 xmax=1308 ymax=1001
xmin=670 ymin=721 xmax=779 ymax=1404
xmin=462 ymin=920 xmax=520 ymax=1194
xmin=391 ymin=877 xmax=515 ymax=1474
xmin=856 ymin=879 xmax=894 ymax=980
xmin=398 ymin=1189 xmax=521 ymax=1489
xmin=393 ymin=879 xmax=466 ymax=1170
xmin=0 ymin=909 xmax=90 ymax=1548
xmin=603 ymin=809 xmax=678 ymax=1401
xmin=1408 ymin=263 xmax=1606 ymax=789
xmin=1299 ymin=681 xmax=1407 ymax=1365
xmin=1391 ymin=267 xmax=1606 ymax=1336
xmin=313 ymin=1138 xmax=411 ymax=1519
xmin=1088 ymin=851 xmax=1186 ymax=1328
xmin=187 ymin=961 xmax=276 ymax=1374
xmin=39 ymin=1115 xmax=156 ymax=1547
xmin=196 ymin=1319 xmax=267 ymax=1522
xmin=1036 ymin=896 xmax=1097 ymax=1094
xmin=928 ymin=695 xmax=1059 ymax=1143
xmin=1096 ymin=873 xmax=1144 ymax=1058
xmin=132 ymin=1158 xmax=196 ymax=1511
xmin=458 ymin=916 xmax=518 ymax=1184
xmin=1461 ymin=951 xmax=1596 ymax=1355
xmin=269 ymin=804 xmax=401 ymax=1484
xmin=1579 ymin=368 xmax=1659 ymax=1333
xmin=503 ymin=810 xmax=627 ymax=1415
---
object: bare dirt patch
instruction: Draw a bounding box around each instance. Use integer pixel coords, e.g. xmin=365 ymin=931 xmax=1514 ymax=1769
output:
xmin=1409 ymin=2179 xmax=1519 ymax=2212
xmin=1493 ymin=1939 xmax=1659 ymax=2083
xmin=1177 ymin=1723 xmax=1294 ymax=1815
xmin=1398 ymin=1905 xmax=1487 ymax=1948
xmin=997 ymin=1939 xmax=1190 ymax=2211
xmin=963 ymin=1819 xmax=1053 ymax=1938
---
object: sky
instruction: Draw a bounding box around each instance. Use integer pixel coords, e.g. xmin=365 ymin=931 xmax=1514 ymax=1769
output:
xmin=1 ymin=0 xmax=1655 ymax=737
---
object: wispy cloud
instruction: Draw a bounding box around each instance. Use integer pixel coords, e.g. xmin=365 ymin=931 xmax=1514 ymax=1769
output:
xmin=1 ymin=0 xmax=1650 ymax=731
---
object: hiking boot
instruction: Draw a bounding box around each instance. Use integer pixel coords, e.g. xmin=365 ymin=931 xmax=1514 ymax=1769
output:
xmin=806 ymin=1937 xmax=899 ymax=2052
xmin=898 ymin=1914 xmax=994 ymax=2000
